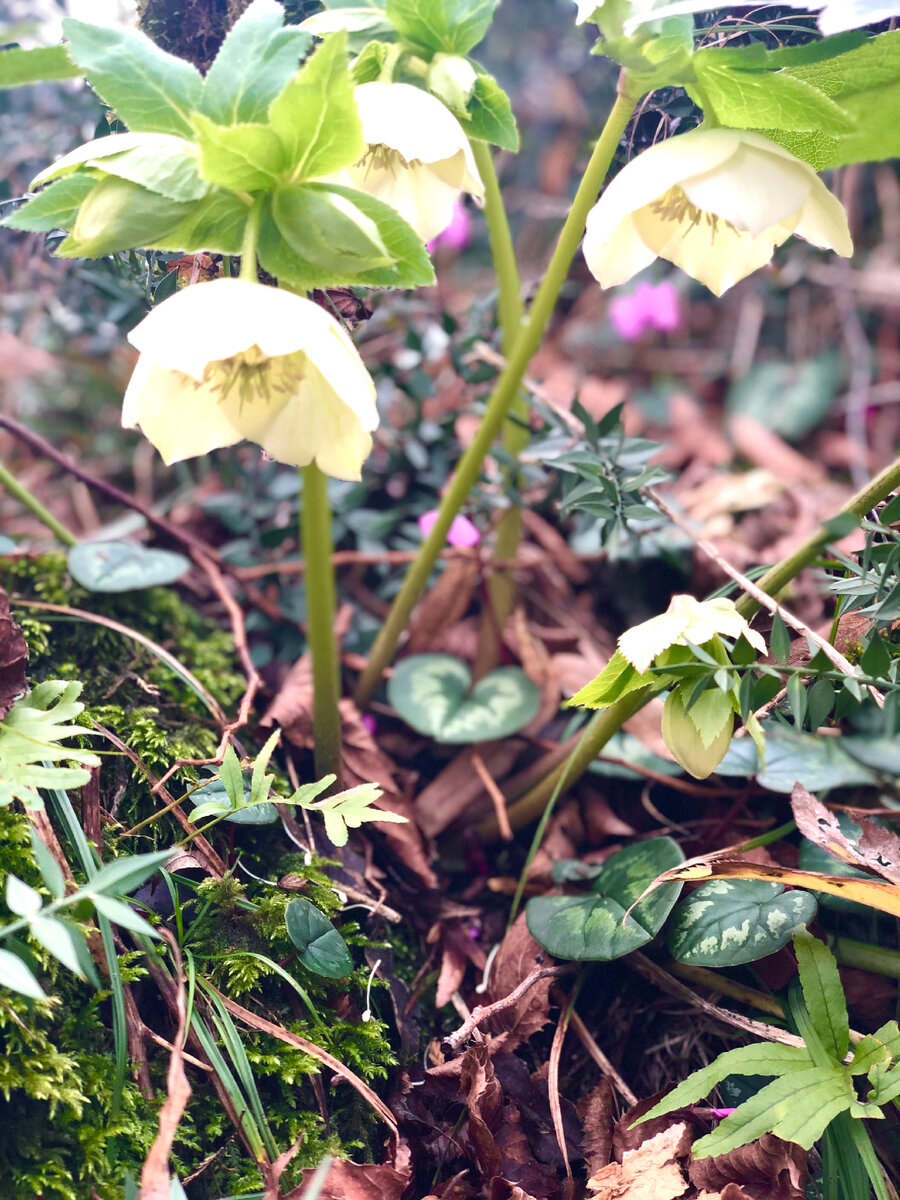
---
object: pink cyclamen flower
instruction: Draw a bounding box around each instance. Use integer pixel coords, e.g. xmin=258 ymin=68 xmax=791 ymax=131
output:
xmin=608 ymin=280 xmax=681 ymax=341
xmin=418 ymin=509 xmax=481 ymax=547
xmin=427 ymin=201 xmax=472 ymax=253
xmin=361 ymin=713 xmax=377 ymax=736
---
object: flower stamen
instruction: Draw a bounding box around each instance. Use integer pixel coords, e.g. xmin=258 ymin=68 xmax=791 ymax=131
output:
xmin=193 ymin=345 xmax=307 ymax=412
xmin=649 ymin=185 xmax=737 ymax=243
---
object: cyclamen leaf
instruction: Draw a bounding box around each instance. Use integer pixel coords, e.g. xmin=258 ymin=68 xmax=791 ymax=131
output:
xmin=62 ymin=19 xmax=203 ymax=138
xmin=793 ymin=930 xmax=849 ymax=1062
xmin=667 ymin=879 xmax=817 ymax=967
xmin=200 ymin=0 xmax=311 ymax=125
xmin=285 ymin=898 xmax=353 ymax=978
xmin=67 ymin=541 xmax=191 ymax=592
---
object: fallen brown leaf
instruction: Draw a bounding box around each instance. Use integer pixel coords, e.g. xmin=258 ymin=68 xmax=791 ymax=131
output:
xmin=405 ymin=557 xmax=479 ymax=654
xmin=483 ymin=914 xmax=553 ymax=1051
xmin=577 ymin=1078 xmax=615 ymax=1180
xmin=791 ymin=782 xmax=900 ymax=886
xmin=0 ymin=588 xmax=28 ymax=720
xmin=688 ymin=1133 xmax=806 ymax=1200
xmin=286 ymin=1156 xmax=411 ymax=1200
xmin=588 ymin=1123 xmax=692 ymax=1200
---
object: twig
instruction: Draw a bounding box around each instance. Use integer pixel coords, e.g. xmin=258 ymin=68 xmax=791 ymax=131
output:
xmin=645 ymin=486 xmax=884 ymax=708
xmin=470 ymin=749 xmax=513 ymax=841
xmin=443 ymin=965 xmax=573 ymax=1051
xmin=556 ymin=991 xmax=638 ymax=1106
xmin=549 ymin=988 xmax=575 ymax=1200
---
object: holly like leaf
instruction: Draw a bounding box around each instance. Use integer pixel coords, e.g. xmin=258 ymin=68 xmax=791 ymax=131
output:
xmin=643 ymin=855 xmax=900 ymax=920
xmin=0 ymin=44 xmax=81 ymax=89
xmin=386 ymin=0 xmax=499 ymax=54
xmin=31 ymin=132 xmax=208 ymax=204
xmin=300 ymin=781 xmax=408 ymax=847
xmin=62 ymin=19 xmax=203 ymax=139
xmin=285 ymin=898 xmax=353 ymax=978
xmin=199 ymin=0 xmax=311 ymax=125
xmin=2 ymin=175 xmax=96 ymax=233
xmin=691 ymin=55 xmax=854 ymax=134
xmin=387 ymin=653 xmax=540 ymax=744
xmin=526 ymin=837 xmax=685 ymax=961
xmin=568 ymin=650 xmax=658 ymax=710
xmin=667 ymin=879 xmax=817 ymax=967
xmin=67 ymin=542 xmax=190 ymax=592
xmin=268 ymin=33 xmax=363 ymax=181
xmin=191 ymin=113 xmax=288 ymax=191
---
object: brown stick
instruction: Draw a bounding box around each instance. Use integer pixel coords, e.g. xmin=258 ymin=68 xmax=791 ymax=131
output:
xmin=443 ymin=965 xmax=573 ymax=1051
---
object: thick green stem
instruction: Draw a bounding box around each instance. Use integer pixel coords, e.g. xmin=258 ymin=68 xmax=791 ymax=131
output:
xmin=300 ymin=464 xmax=342 ymax=782
xmin=239 ymin=198 xmax=263 ymax=283
xmin=356 ymin=81 xmax=641 ymax=707
xmin=830 ymin=935 xmax=900 ymax=980
xmin=480 ymin=456 xmax=900 ymax=839
xmin=0 ymin=460 xmax=77 ymax=546
xmin=470 ymin=138 xmax=529 ymax=675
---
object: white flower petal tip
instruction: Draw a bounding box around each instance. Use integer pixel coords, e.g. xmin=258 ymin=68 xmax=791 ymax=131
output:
xmin=122 ymin=278 xmax=377 ymax=480
xmin=337 ymin=82 xmax=484 ymax=244
xmin=617 ymin=594 xmax=765 ymax=673
xmin=583 ymin=127 xmax=852 ymax=296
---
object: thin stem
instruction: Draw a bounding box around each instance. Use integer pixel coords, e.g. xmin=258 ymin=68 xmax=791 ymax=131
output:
xmin=479 ymin=456 xmax=900 ymax=839
xmin=355 ymin=79 xmax=642 ymax=707
xmin=239 ymin=198 xmax=264 ymax=283
xmin=300 ymin=463 xmax=342 ymax=781
xmin=470 ymin=138 xmax=529 ymax=677
xmin=0 ymin=459 xmax=77 ymax=546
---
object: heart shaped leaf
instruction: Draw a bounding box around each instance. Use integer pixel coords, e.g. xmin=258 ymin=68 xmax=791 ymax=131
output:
xmin=388 ymin=653 xmax=540 ymax=743
xmin=285 ymin=898 xmax=353 ymax=978
xmin=526 ymin=837 xmax=685 ymax=961
xmin=667 ymin=879 xmax=817 ymax=967
xmin=68 ymin=541 xmax=189 ymax=592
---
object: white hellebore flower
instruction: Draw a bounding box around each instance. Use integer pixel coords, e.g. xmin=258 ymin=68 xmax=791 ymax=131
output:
xmin=122 ymin=278 xmax=378 ymax=480
xmin=618 ymin=594 xmax=766 ymax=674
xmin=583 ymin=127 xmax=852 ymax=296
xmin=338 ymin=81 xmax=484 ymax=244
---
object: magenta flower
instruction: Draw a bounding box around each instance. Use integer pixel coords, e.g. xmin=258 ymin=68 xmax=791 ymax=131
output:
xmin=608 ymin=280 xmax=681 ymax=341
xmin=418 ymin=509 xmax=481 ymax=547
xmin=427 ymin=201 xmax=472 ymax=253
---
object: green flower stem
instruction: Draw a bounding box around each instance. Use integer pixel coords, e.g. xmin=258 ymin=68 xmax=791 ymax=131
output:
xmin=470 ymin=137 xmax=529 ymax=676
xmin=355 ymin=81 xmax=642 ymax=707
xmin=301 ymin=463 xmax=342 ymax=781
xmin=479 ymin=455 xmax=900 ymax=840
xmin=239 ymin=197 xmax=264 ymax=283
xmin=0 ymin=459 xmax=77 ymax=546
xmin=830 ymin=935 xmax=900 ymax=980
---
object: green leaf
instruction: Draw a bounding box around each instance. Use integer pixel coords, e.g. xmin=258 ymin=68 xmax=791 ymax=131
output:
xmin=189 ymin=767 xmax=279 ymax=825
xmin=762 ymin=31 xmax=900 ymax=169
xmin=0 ymin=680 xmax=100 ymax=809
xmin=0 ymin=948 xmax=46 ymax=999
xmin=157 ymin=187 xmax=249 ymax=255
xmin=637 ymin=1041 xmax=813 ymax=1124
xmin=387 ymin=653 xmax=540 ymax=744
xmin=29 ymin=916 xmax=86 ymax=978
xmin=302 ymin=781 xmax=407 ymax=847
xmin=29 ymin=827 xmax=65 ymax=899
xmin=285 ymin=898 xmax=354 ymax=978
xmin=54 ymin=176 xmax=195 ymax=257
xmin=719 ymin=727 xmax=878 ymax=793
xmin=2 ymin=174 xmax=95 ymax=233
xmin=219 ymin=744 xmax=245 ymax=809
xmin=62 ymin=18 xmax=203 ymax=138
xmin=386 ymin=0 xmax=499 ymax=54
xmin=272 ymin=182 xmax=392 ymax=271
xmin=0 ymin=44 xmax=81 ymax=88
xmin=526 ymin=837 xmax=685 ymax=961
xmin=726 ymin=355 xmax=840 ymax=443
xmin=261 ymin=182 xmax=435 ymax=290
xmin=200 ymin=0 xmax=312 ymax=125
xmin=6 ymin=874 xmax=42 ymax=917
xmin=91 ymin=894 xmax=159 ymax=938
xmin=32 ymin=132 xmax=208 ymax=203
xmin=462 ymin=70 xmax=519 ymax=151
xmin=192 ymin=112 xmax=288 ymax=190
xmin=268 ymin=32 xmax=363 ymax=181
xmin=661 ymin=685 xmax=733 ymax=780
xmin=87 ymin=848 xmax=174 ymax=898
xmin=250 ymin=730 xmax=281 ymax=807
xmin=300 ymin=5 xmax=394 ymax=40
xmin=849 ymin=1027 xmax=896 ymax=1076
xmin=667 ymin=879 xmax=817 ymax=967
xmin=691 ymin=56 xmax=854 ymax=134
xmin=67 ymin=541 xmax=190 ymax=592
xmin=568 ymin=649 xmax=657 ymax=710
xmin=693 ymin=1065 xmax=853 ymax=1157
xmin=793 ymin=930 xmax=849 ymax=1062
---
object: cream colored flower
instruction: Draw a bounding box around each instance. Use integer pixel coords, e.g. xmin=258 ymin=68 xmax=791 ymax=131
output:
xmin=333 ymin=82 xmax=483 ymax=243
xmin=583 ymin=127 xmax=852 ymax=296
xmin=122 ymin=278 xmax=378 ymax=480
xmin=618 ymin=594 xmax=766 ymax=674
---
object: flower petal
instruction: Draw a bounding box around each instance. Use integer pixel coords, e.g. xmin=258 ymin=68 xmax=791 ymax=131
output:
xmin=583 ymin=211 xmax=657 ymax=289
xmin=681 ymin=143 xmax=812 ymax=237
xmin=794 ymin=175 xmax=853 ymax=256
xmin=123 ymin=362 xmax=243 ymax=463
xmin=342 ymin=157 xmax=463 ymax=242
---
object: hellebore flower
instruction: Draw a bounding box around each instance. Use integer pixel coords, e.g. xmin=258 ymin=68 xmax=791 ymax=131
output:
xmin=583 ymin=127 xmax=852 ymax=296
xmin=618 ymin=594 xmax=766 ymax=674
xmin=608 ymin=279 xmax=681 ymax=340
xmin=122 ymin=278 xmax=378 ymax=480
xmin=336 ymin=82 xmax=484 ymax=243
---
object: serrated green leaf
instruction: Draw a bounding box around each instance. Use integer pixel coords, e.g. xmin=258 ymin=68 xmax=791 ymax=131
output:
xmin=54 ymin=177 xmax=195 ymax=258
xmin=154 ymin=186 xmax=249 ymax=255
xmin=526 ymin=837 xmax=684 ymax=961
xmin=0 ymin=680 xmax=100 ymax=809
xmin=192 ymin=112 xmax=288 ymax=190
xmin=637 ymin=1041 xmax=812 ymax=1124
xmin=305 ymin=781 xmax=407 ymax=846
xmin=269 ymin=33 xmax=363 ymax=182
xmin=285 ymin=898 xmax=353 ymax=978
xmin=568 ymin=649 xmax=657 ymax=710
xmin=200 ymin=0 xmax=311 ymax=125
xmin=62 ymin=18 xmax=203 ymax=138
xmin=462 ymin=70 xmax=519 ymax=150
xmin=0 ymin=948 xmax=46 ymax=999
xmin=691 ymin=56 xmax=854 ymax=134
xmin=849 ymin=1031 xmax=894 ymax=1076
xmin=693 ymin=1065 xmax=853 ymax=1157
xmin=794 ymin=930 xmax=849 ymax=1062
xmin=386 ymin=0 xmax=498 ymax=54
xmin=31 ymin=131 xmax=207 ymax=203
xmin=1 ymin=174 xmax=95 ymax=233
xmin=272 ymin=182 xmax=392 ymax=271
xmin=260 ymin=183 xmax=434 ymax=290
xmin=0 ymin=44 xmax=80 ymax=88
xmin=668 ymin=879 xmax=817 ymax=967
